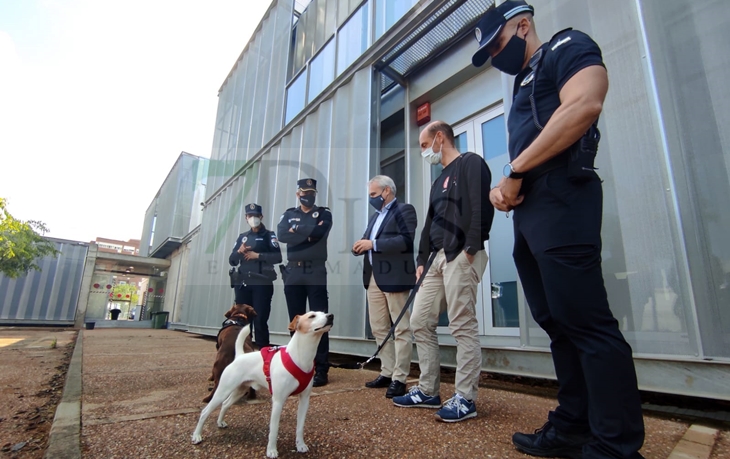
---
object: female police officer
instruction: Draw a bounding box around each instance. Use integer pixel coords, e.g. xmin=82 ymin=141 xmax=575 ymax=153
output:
xmin=229 ymin=203 xmax=282 ymax=348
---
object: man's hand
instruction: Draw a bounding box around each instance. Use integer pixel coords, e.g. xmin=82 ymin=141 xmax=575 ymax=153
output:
xmin=237 ymin=245 xmax=250 ymax=254
xmin=465 ymin=251 xmax=474 ymax=264
xmin=243 ymin=251 xmax=259 ymax=261
xmin=490 ymin=186 xmax=513 ymax=213
xmin=352 ymin=239 xmax=374 ymax=254
xmin=416 ymin=265 xmax=424 ymax=280
xmin=498 ymin=177 xmax=525 ymax=208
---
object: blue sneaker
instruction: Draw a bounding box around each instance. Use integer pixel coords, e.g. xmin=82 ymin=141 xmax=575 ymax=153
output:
xmin=392 ymin=386 xmax=442 ymax=409
xmin=435 ymin=394 xmax=477 ymax=422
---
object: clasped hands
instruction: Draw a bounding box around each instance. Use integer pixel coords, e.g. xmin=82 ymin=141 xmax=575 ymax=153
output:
xmin=490 ymin=177 xmax=524 ymax=213
xmin=238 ymin=245 xmax=259 ymax=260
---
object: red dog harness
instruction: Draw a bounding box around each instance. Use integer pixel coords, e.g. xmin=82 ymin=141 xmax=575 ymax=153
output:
xmin=261 ymin=346 xmax=314 ymax=396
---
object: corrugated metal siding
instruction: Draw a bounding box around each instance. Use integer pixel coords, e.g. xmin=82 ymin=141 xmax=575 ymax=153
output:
xmin=184 ymin=67 xmax=372 ymax=338
xmin=139 ymin=200 xmax=156 ymax=257
xmin=0 ymin=239 xmax=88 ymax=323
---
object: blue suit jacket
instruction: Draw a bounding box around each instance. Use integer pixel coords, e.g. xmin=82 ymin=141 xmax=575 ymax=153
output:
xmin=359 ymin=201 xmax=417 ymax=293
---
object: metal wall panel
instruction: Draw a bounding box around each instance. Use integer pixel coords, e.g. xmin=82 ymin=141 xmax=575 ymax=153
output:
xmin=139 ymin=200 xmax=156 ymax=257
xmin=250 ymin=16 xmax=274 ymax=153
xmin=0 ymin=239 xmax=88 ymax=323
xmin=264 ymin=1 xmax=291 ymax=145
xmin=638 ymin=0 xmax=730 ymax=360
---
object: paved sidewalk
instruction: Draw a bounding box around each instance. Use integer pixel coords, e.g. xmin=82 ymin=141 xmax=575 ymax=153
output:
xmin=45 ymin=328 xmax=722 ymax=458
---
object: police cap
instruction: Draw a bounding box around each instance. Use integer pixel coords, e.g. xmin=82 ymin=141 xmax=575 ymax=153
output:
xmin=472 ymin=0 xmax=534 ymax=68
xmin=245 ymin=203 xmax=263 ymax=215
xmin=297 ymin=178 xmax=317 ymax=191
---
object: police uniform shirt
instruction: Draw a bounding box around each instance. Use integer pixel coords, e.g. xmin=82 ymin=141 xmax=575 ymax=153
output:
xmin=277 ymin=206 xmax=332 ymax=262
xmin=229 ymin=226 xmax=281 ymax=276
xmin=507 ymin=29 xmax=605 ymax=161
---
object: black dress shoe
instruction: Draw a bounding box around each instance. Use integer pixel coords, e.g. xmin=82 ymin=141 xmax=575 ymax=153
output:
xmin=512 ymin=421 xmax=591 ymax=459
xmin=313 ymin=372 xmax=328 ymax=387
xmin=385 ymin=380 xmax=407 ymax=398
xmin=365 ymin=375 xmax=392 ymax=388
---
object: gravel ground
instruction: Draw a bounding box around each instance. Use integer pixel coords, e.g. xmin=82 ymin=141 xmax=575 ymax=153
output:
xmin=78 ymin=329 xmax=696 ymax=458
xmin=0 ymin=327 xmax=76 ymax=458
xmin=711 ymin=429 xmax=729 ymax=458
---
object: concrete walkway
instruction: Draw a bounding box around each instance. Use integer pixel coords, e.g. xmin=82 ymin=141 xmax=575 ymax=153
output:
xmin=44 ymin=328 xmax=724 ymax=458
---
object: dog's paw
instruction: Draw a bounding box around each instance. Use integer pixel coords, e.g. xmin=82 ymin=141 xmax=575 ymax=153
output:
xmin=296 ymin=441 xmax=309 ymax=453
xmin=217 ymin=420 xmax=228 ymax=429
xmin=191 ymin=434 xmax=203 ymax=444
xmin=266 ymin=447 xmax=279 ymax=458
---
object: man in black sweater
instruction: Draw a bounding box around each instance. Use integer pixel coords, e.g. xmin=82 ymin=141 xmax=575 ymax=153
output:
xmin=392 ymin=120 xmax=494 ymax=423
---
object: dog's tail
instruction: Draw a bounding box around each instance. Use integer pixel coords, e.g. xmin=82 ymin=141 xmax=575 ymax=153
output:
xmin=234 ymin=324 xmax=252 ymax=359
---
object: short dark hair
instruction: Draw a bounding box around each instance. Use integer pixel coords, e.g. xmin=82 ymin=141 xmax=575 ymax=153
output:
xmin=427 ymin=121 xmax=455 ymax=146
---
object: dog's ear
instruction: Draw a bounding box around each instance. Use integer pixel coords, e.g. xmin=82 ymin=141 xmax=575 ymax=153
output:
xmin=288 ymin=315 xmax=301 ymax=332
xmin=243 ymin=304 xmax=257 ymax=317
xmin=224 ymin=304 xmax=236 ymax=319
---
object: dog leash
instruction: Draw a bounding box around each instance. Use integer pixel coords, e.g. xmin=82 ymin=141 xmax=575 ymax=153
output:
xmin=358 ymin=250 xmax=438 ymax=369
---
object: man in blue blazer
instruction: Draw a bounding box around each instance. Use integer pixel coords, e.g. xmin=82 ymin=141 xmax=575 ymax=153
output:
xmin=353 ymin=175 xmax=418 ymax=398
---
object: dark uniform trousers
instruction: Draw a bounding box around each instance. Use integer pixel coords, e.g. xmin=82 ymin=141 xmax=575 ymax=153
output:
xmin=513 ymin=168 xmax=644 ymax=458
xmin=234 ymin=282 xmax=274 ymax=348
xmin=283 ymin=261 xmax=329 ymax=375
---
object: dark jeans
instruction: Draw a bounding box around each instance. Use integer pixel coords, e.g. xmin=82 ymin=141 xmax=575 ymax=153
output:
xmin=234 ymin=283 xmax=274 ymax=348
xmin=513 ymin=169 xmax=644 ymax=459
xmin=282 ymin=261 xmax=329 ymax=375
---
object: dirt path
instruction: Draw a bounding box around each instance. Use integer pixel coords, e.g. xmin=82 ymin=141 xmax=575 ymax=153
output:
xmin=0 ymin=328 xmax=76 ymax=458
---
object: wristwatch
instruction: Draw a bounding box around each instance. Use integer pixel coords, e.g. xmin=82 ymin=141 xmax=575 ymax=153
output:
xmin=503 ymin=162 xmax=526 ymax=179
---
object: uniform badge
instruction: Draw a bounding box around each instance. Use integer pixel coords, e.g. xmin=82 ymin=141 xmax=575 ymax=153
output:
xmin=442 ymin=176 xmax=449 ymax=191
xmin=279 ymin=214 xmax=284 ymax=222
xmin=271 ymin=235 xmax=279 ymax=248
xmin=521 ymin=71 xmax=535 ymax=86
xmin=307 ymin=179 xmax=313 ymax=186
xmin=474 ymin=27 xmax=482 ymax=44
xmin=249 ymin=204 xmax=255 ymax=210
xmin=312 ymin=211 xmax=319 ymax=218
xmin=242 ymin=236 xmax=247 ymax=244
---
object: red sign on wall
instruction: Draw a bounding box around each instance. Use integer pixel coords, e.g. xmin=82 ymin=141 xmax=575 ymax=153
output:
xmin=416 ymin=102 xmax=431 ymax=127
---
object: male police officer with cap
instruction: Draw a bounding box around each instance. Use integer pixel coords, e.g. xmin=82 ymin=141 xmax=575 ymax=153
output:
xmin=277 ymin=178 xmax=333 ymax=387
xmin=473 ymin=1 xmax=644 ymax=458
xmin=229 ymin=203 xmax=282 ymax=348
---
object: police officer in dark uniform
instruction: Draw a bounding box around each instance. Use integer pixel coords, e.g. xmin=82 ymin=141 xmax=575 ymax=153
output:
xmin=229 ymin=203 xmax=282 ymax=349
xmin=277 ymin=178 xmax=333 ymax=387
xmin=473 ymin=2 xmax=644 ymax=458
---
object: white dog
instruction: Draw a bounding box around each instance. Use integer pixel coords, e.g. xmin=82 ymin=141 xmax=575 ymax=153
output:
xmin=192 ymin=311 xmax=334 ymax=458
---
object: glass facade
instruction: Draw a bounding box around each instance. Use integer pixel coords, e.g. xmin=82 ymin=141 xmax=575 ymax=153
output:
xmin=336 ymin=2 xmax=370 ymax=76
xmin=307 ymin=39 xmax=336 ymax=103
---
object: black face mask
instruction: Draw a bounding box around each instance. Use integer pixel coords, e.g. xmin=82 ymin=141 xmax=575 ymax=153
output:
xmin=299 ymin=194 xmax=315 ymax=208
xmin=491 ymin=25 xmax=527 ymax=75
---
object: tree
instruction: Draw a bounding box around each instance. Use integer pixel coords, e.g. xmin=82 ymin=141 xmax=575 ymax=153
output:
xmin=0 ymin=198 xmax=59 ymax=278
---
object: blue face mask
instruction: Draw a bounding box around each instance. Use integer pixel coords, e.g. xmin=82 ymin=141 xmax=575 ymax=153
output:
xmin=369 ymin=194 xmax=385 ymax=211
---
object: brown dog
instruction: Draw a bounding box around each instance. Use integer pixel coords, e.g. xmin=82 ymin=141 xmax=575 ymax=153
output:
xmin=203 ymin=303 xmax=257 ymax=403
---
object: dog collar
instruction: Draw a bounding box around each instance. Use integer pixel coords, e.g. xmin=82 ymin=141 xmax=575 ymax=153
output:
xmin=261 ymin=346 xmax=315 ymax=396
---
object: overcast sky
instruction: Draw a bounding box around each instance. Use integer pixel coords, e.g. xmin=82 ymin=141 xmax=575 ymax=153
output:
xmin=0 ymin=0 xmax=272 ymax=243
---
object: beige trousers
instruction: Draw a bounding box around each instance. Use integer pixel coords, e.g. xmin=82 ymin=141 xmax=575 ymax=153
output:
xmin=410 ymin=249 xmax=488 ymax=401
xmin=366 ymin=274 xmax=413 ymax=383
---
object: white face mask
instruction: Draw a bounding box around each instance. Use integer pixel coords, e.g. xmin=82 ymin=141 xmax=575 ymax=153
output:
xmin=421 ymin=136 xmax=442 ymax=165
xmin=247 ymin=216 xmax=261 ymax=228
